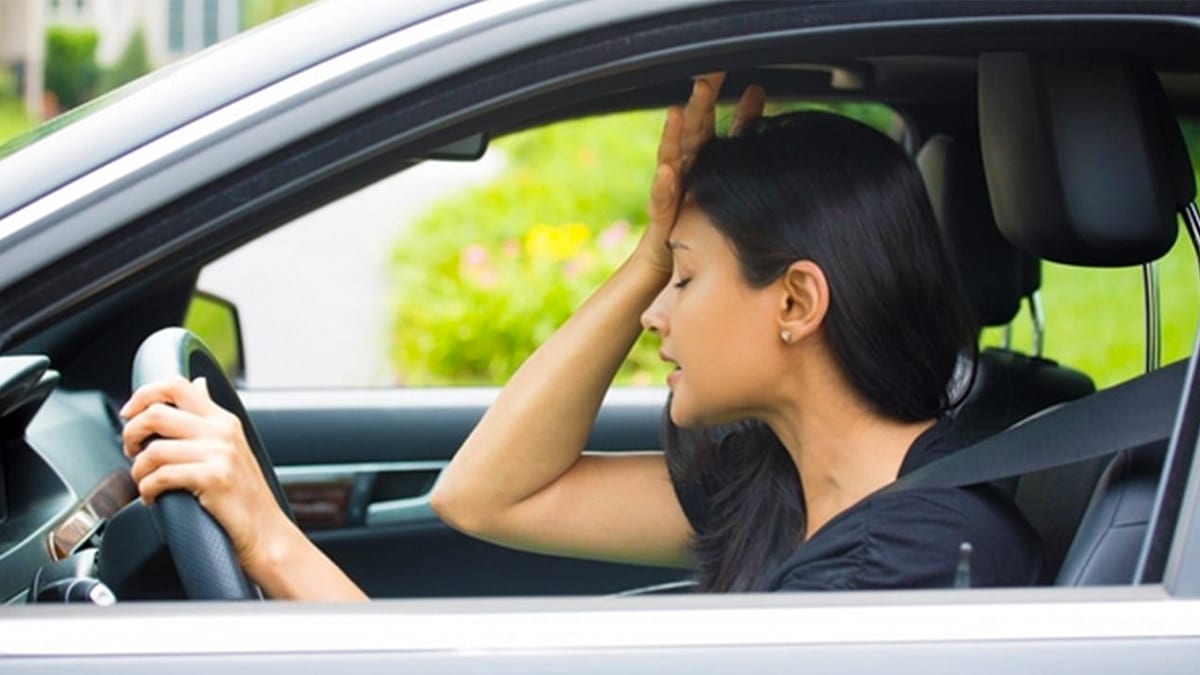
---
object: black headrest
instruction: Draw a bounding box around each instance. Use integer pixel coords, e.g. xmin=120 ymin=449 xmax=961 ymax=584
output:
xmin=917 ymin=134 xmax=1031 ymax=326
xmin=979 ymin=53 xmax=1193 ymax=266
xmin=1019 ymin=255 xmax=1040 ymax=298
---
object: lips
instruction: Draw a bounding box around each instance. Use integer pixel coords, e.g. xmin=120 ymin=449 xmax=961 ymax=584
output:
xmin=667 ymin=369 xmax=681 ymax=387
xmin=660 ymin=350 xmax=681 ymax=386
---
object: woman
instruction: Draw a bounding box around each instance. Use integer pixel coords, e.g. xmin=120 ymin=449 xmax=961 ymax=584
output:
xmin=121 ymin=74 xmax=1041 ymax=599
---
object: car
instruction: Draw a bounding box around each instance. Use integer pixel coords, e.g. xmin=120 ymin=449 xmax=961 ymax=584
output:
xmin=1 ymin=0 xmax=1200 ymax=671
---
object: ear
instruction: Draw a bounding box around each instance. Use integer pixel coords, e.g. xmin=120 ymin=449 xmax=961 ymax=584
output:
xmin=777 ymin=260 xmax=829 ymax=344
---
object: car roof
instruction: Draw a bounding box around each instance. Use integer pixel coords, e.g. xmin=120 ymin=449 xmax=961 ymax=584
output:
xmin=8 ymin=0 xmax=1200 ymax=226
xmin=0 ymin=0 xmax=472 ymax=219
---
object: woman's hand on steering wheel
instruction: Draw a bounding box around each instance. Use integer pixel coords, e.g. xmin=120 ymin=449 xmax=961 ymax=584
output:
xmin=637 ymin=72 xmax=766 ymax=276
xmin=120 ymin=377 xmax=291 ymax=573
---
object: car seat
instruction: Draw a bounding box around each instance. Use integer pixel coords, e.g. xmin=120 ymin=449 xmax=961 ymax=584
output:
xmin=917 ymin=131 xmax=1101 ymax=580
xmin=916 ymin=133 xmax=1095 ymax=444
xmin=977 ymin=52 xmax=1196 ymax=585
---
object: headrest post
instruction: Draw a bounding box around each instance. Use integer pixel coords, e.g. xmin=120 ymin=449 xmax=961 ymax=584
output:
xmin=1142 ymin=262 xmax=1161 ymax=372
xmin=1028 ymin=291 xmax=1045 ymax=358
xmin=1001 ymin=324 xmax=1013 ymax=351
xmin=1184 ymin=202 xmax=1200 ymax=271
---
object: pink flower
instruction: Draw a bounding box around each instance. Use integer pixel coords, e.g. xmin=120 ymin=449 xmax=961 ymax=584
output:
xmin=459 ymin=244 xmax=496 ymax=288
xmin=462 ymin=244 xmax=489 ymax=268
xmin=600 ymin=220 xmax=631 ymax=251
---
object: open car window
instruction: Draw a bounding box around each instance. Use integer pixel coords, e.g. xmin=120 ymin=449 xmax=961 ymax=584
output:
xmin=192 ymin=102 xmax=901 ymax=389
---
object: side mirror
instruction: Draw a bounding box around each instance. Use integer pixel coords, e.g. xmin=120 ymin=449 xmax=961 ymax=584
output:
xmin=182 ymin=291 xmax=246 ymax=385
xmin=424 ymin=133 xmax=488 ymax=161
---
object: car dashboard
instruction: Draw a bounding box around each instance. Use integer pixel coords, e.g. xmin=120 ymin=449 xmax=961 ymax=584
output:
xmin=0 ymin=355 xmax=139 ymax=604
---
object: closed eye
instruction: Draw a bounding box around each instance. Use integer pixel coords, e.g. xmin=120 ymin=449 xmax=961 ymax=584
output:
xmin=673 ymin=278 xmax=691 ymax=289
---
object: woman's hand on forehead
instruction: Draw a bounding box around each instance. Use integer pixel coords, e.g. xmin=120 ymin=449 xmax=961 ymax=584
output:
xmin=641 ymin=73 xmax=766 ymax=275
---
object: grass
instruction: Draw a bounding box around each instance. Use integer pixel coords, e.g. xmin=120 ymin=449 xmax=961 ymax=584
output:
xmin=0 ymin=98 xmax=35 ymax=145
xmin=982 ymin=232 xmax=1199 ymax=389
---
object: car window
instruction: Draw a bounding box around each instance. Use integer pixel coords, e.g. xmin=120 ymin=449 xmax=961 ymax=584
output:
xmin=194 ymin=102 xmax=901 ymax=388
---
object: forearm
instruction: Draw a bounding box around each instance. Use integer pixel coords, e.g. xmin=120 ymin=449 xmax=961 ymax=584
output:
xmin=432 ymin=250 xmax=667 ymax=531
xmin=245 ymin=518 xmax=368 ymax=601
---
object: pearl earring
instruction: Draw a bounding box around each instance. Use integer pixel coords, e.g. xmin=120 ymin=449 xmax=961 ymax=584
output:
xmin=780 ymin=329 xmax=792 ymax=344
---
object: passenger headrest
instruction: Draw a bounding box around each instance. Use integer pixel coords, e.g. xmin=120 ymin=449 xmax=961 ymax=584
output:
xmin=1020 ymin=255 xmax=1041 ymax=298
xmin=917 ymin=134 xmax=1029 ymax=326
xmin=978 ymin=53 xmax=1194 ymax=266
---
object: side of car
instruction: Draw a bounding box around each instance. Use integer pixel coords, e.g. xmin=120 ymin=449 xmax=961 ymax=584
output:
xmin=1 ymin=0 xmax=1200 ymax=671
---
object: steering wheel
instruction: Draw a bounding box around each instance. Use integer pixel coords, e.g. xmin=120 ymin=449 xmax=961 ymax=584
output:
xmin=131 ymin=327 xmax=294 ymax=600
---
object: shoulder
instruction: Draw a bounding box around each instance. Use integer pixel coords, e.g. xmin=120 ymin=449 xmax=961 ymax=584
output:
xmin=768 ymin=486 xmax=1041 ymax=591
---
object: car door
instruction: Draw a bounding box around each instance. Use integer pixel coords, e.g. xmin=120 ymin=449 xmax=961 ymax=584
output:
xmin=242 ymin=387 xmax=682 ymax=598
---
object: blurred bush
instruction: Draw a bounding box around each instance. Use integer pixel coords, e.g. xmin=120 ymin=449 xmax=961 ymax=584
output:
xmin=242 ymin=0 xmax=315 ymax=28
xmin=0 ymin=67 xmax=17 ymax=99
xmin=388 ymin=102 xmax=899 ymax=386
xmin=0 ymin=98 xmax=33 ymax=146
xmin=99 ymin=29 xmax=151 ymax=94
xmin=45 ymin=26 xmax=100 ymax=111
xmin=389 ymin=110 xmax=667 ymax=386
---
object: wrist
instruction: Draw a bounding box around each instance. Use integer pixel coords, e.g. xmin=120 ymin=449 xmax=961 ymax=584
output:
xmin=241 ymin=513 xmax=303 ymax=590
xmin=239 ymin=513 xmax=368 ymax=601
xmin=629 ymin=240 xmax=673 ymax=281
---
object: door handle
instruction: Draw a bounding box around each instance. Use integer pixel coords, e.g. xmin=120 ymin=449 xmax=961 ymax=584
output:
xmin=277 ymin=461 xmax=446 ymax=530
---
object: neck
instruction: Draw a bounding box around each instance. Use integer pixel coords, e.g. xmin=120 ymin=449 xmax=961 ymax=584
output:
xmin=762 ymin=370 xmax=935 ymax=542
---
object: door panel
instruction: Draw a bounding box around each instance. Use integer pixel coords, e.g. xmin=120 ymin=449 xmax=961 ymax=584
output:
xmin=243 ymin=388 xmax=688 ymax=598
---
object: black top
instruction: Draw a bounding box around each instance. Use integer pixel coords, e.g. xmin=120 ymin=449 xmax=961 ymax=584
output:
xmin=673 ymin=418 xmax=1043 ymax=591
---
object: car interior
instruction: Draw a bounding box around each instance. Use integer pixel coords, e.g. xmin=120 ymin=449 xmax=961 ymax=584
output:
xmin=2 ymin=6 xmax=1200 ymax=604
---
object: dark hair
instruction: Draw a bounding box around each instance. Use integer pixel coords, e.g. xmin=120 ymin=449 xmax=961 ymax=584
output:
xmin=664 ymin=112 xmax=977 ymax=592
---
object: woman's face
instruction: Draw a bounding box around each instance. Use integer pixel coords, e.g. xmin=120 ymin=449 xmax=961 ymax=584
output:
xmin=642 ymin=204 xmax=785 ymax=427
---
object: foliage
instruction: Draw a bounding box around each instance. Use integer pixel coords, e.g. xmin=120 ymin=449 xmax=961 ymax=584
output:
xmin=980 ymin=211 xmax=1199 ymax=391
xmin=389 ymin=110 xmax=665 ymax=385
xmin=0 ymin=68 xmax=17 ymax=99
xmin=241 ymin=0 xmax=315 ymax=28
xmin=0 ymin=98 xmax=34 ymax=144
xmin=99 ymin=29 xmax=152 ymax=95
xmin=384 ymin=100 xmax=1200 ymax=390
xmin=389 ymin=103 xmax=899 ymax=386
xmin=44 ymin=26 xmax=101 ymax=111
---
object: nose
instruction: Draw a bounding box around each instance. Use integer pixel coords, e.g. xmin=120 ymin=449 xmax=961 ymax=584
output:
xmin=641 ymin=283 xmax=671 ymax=335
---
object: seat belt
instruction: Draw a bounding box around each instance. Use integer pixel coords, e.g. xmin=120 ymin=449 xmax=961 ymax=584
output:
xmin=883 ymin=357 xmax=1189 ymax=495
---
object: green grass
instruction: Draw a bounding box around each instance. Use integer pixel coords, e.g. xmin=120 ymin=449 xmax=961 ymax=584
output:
xmin=982 ymin=231 xmax=1199 ymax=389
xmin=0 ymin=98 xmax=35 ymax=145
